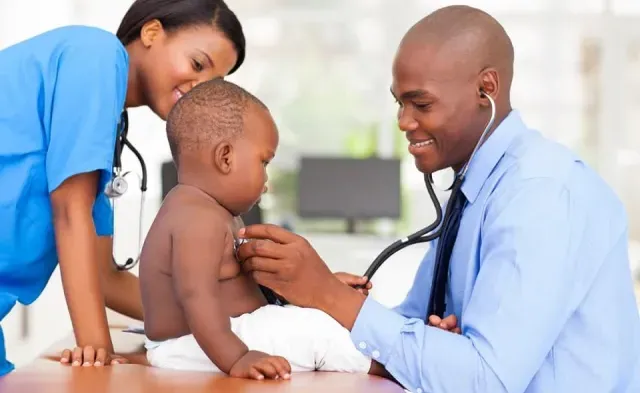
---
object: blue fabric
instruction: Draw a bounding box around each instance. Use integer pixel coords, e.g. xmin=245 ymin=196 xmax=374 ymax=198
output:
xmin=351 ymin=111 xmax=640 ymax=393
xmin=0 ymin=25 xmax=128 ymax=374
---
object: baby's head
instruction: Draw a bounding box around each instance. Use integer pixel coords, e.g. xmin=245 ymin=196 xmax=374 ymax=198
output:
xmin=166 ymin=78 xmax=278 ymax=216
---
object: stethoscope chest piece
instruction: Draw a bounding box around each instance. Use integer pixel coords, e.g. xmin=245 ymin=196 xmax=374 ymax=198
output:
xmin=105 ymin=171 xmax=129 ymax=198
xmin=108 ymin=110 xmax=148 ymax=271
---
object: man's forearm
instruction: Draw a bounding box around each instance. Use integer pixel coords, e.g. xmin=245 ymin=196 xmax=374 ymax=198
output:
xmin=316 ymin=279 xmax=367 ymax=331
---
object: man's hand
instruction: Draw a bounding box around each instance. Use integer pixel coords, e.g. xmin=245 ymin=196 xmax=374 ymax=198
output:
xmin=236 ymin=224 xmax=367 ymax=330
xmin=236 ymin=225 xmax=341 ymax=308
xmin=229 ymin=350 xmax=291 ymax=380
xmin=428 ymin=314 xmax=462 ymax=334
xmin=334 ymin=272 xmax=372 ymax=295
xmin=60 ymin=346 xmax=128 ymax=366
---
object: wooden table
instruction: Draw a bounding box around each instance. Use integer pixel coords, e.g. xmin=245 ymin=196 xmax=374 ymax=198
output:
xmin=0 ymin=328 xmax=404 ymax=393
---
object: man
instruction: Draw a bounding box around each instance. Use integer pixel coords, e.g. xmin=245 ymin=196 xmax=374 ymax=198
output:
xmin=237 ymin=6 xmax=640 ymax=393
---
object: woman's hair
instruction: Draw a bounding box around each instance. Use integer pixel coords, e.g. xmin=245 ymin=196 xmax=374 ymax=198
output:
xmin=116 ymin=0 xmax=245 ymax=75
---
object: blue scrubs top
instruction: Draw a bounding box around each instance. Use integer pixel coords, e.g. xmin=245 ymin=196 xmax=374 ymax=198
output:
xmin=0 ymin=25 xmax=128 ymax=375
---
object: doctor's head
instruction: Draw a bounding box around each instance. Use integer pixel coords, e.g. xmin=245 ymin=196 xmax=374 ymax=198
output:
xmin=392 ymin=5 xmax=514 ymax=174
xmin=166 ymin=78 xmax=278 ymax=216
xmin=116 ymin=0 xmax=245 ymax=120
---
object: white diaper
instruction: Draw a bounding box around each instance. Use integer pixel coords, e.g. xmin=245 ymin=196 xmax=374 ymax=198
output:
xmin=145 ymin=304 xmax=371 ymax=374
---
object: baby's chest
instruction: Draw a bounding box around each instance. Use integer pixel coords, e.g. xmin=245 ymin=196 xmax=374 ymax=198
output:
xmin=219 ymin=242 xmax=243 ymax=279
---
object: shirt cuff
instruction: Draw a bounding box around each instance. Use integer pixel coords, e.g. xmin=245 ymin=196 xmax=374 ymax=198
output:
xmin=350 ymin=296 xmax=408 ymax=365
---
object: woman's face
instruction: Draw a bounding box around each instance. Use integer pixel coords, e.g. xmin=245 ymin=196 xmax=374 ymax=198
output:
xmin=135 ymin=20 xmax=239 ymax=120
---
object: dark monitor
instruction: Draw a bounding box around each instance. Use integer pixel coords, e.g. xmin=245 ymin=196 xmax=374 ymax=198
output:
xmin=297 ymin=156 xmax=401 ymax=225
xmin=160 ymin=160 xmax=263 ymax=225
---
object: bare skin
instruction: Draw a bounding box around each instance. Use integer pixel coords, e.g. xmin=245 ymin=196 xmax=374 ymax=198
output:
xmin=58 ymin=19 xmax=242 ymax=366
xmin=235 ymin=5 xmax=515 ymax=386
xmin=140 ymin=88 xmax=383 ymax=380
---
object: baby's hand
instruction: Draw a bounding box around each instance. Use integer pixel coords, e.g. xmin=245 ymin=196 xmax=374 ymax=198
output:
xmin=334 ymin=272 xmax=372 ymax=295
xmin=230 ymin=350 xmax=291 ymax=380
xmin=427 ymin=314 xmax=462 ymax=334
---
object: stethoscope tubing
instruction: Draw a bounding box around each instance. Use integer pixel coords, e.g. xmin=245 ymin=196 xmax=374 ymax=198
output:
xmin=361 ymin=93 xmax=496 ymax=284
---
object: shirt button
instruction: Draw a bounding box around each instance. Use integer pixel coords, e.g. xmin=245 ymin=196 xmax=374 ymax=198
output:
xmin=371 ymin=350 xmax=380 ymax=359
xmin=358 ymin=341 xmax=367 ymax=349
xmin=416 ymin=389 xmax=423 ymax=393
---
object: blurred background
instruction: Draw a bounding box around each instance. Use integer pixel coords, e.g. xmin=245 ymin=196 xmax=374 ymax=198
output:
xmin=1 ymin=0 xmax=639 ymax=368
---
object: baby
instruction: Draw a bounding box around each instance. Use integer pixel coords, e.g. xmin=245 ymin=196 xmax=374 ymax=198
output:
xmin=139 ymin=78 xmax=382 ymax=380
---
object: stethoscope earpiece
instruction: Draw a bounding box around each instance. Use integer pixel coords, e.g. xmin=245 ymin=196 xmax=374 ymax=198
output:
xmin=362 ymin=92 xmax=497 ymax=318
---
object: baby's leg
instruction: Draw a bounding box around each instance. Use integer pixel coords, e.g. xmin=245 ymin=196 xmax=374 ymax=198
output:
xmin=145 ymin=335 xmax=222 ymax=372
xmin=146 ymin=305 xmax=316 ymax=373
xmin=283 ymin=306 xmax=372 ymax=374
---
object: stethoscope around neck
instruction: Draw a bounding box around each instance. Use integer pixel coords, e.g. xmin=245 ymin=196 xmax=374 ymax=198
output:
xmin=361 ymin=92 xmax=496 ymax=288
xmin=105 ymin=110 xmax=148 ymax=271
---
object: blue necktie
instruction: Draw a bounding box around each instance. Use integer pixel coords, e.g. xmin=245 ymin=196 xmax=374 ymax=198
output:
xmin=427 ymin=188 xmax=467 ymax=319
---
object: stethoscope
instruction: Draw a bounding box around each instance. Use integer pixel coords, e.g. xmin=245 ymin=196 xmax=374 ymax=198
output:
xmin=361 ymin=91 xmax=497 ymax=315
xmin=105 ymin=110 xmax=148 ymax=271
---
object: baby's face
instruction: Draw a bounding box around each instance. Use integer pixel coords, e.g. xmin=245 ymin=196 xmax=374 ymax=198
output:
xmin=227 ymin=107 xmax=279 ymax=215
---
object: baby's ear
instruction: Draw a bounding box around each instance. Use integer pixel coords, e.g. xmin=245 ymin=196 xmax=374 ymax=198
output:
xmin=212 ymin=141 xmax=234 ymax=174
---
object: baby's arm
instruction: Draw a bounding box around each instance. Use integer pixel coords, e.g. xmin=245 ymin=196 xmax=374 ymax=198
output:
xmin=171 ymin=215 xmax=246 ymax=373
xmin=171 ymin=213 xmax=290 ymax=379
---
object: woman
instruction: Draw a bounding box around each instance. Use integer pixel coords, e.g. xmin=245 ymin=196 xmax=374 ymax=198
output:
xmin=0 ymin=0 xmax=245 ymax=374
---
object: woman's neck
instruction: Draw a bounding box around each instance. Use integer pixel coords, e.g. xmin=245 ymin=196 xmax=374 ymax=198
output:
xmin=124 ymin=43 xmax=144 ymax=109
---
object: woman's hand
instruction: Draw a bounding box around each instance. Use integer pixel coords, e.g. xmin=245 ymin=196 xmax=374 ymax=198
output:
xmin=236 ymin=224 xmax=367 ymax=330
xmin=60 ymin=346 xmax=128 ymax=367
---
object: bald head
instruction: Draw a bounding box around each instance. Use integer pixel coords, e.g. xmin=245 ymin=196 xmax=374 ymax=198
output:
xmin=166 ymin=78 xmax=268 ymax=165
xmin=402 ymin=5 xmax=514 ymax=93
xmin=392 ymin=6 xmax=515 ymax=175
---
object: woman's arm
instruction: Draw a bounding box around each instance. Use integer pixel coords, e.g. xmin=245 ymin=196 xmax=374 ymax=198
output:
xmin=97 ymin=236 xmax=143 ymax=321
xmin=51 ymin=172 xmax=116 ymax=361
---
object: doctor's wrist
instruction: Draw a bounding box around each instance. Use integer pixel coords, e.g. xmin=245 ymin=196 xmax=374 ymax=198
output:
xmin=317 ymin=279 xmax=367 ymax=331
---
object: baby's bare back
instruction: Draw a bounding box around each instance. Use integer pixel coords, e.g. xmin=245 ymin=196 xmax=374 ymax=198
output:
xmin=140 ymin=185 xmax=268 ymax=341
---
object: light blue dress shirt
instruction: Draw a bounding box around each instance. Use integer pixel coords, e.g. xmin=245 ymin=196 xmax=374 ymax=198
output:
xmin=0 ymin=26 xmax=128 ymax=375
xmin=351 ymin=111 xmax=640 ymax=393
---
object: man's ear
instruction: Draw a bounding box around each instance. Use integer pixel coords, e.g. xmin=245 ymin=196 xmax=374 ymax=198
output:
xmin=213 ymin=141 xmax=234 ymax=174
xmin=477 ymin=68 xmax=500 ymax=107
xmin=140 ymin=19 xmax=164 ymax=48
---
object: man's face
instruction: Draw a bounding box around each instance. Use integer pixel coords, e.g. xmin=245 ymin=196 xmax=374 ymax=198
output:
xmin=391 ymin=40 xmax=482 ymax=174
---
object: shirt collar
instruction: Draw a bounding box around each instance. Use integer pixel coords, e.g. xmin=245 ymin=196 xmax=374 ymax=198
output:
xmin=460 ymin=110 xmax=524 ymax=203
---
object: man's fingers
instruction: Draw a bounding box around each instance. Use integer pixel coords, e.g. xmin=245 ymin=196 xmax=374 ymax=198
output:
xmin=238 ymin=224 xmax=301 ymax=245
xmin=251 ymin=270 xmax=279 ymax=289
xmin=242 ymin=256 xmax=281 ymax=274
xmin=428 ymin=315 xmax=442 ymax=326
xmin=453 ymin=327 xmax=462 ymax=334
xmin=237 ymin=240 xmax=286 ymax=262
xmin=442 ymin=315 xmax=458 ymax=329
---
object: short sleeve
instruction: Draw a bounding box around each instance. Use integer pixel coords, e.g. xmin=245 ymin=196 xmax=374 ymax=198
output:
xmin=46 ymin=34 xmax=128 ymax=236
xmin=93 ymin=191 xmax=114 ymax=237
